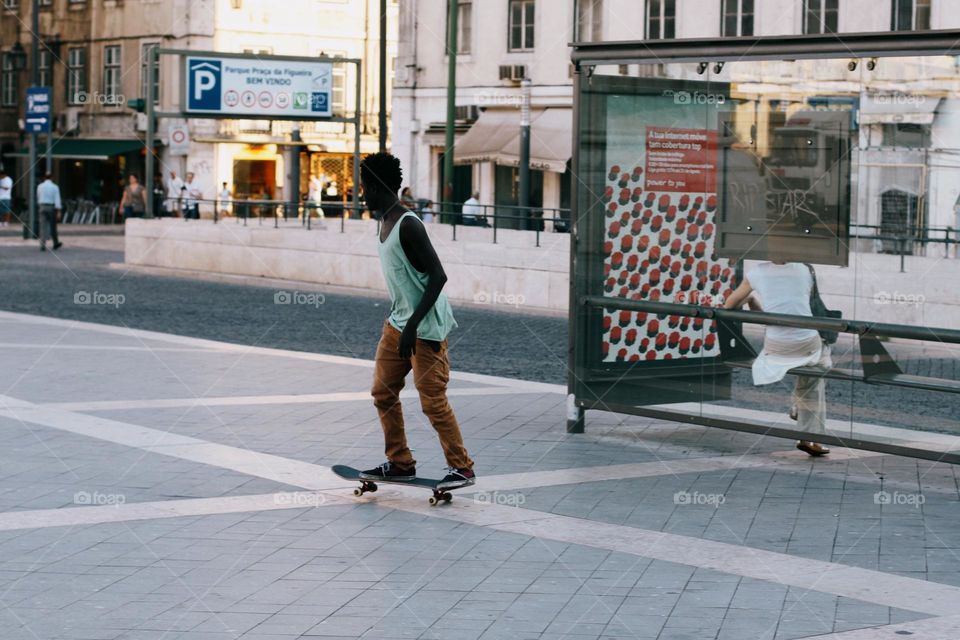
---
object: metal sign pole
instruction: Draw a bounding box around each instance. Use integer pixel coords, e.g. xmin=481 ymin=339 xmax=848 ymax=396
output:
xmin=145 ymin=46 xmax=157 ymax=219
xmin=26 ymin=0 xmax=39 ymax=240
xmin=353 ymin=59 xmax=362 ymax=219
xmin=519 ymin=78 xmax=531 ymax=231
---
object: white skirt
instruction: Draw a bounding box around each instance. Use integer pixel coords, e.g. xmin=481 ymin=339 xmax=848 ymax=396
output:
xmin=752 ymin=334 xmax=825 ymax=386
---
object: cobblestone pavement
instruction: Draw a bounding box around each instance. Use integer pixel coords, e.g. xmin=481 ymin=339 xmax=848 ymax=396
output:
xmin=0 ymin=238 xmax=957 ymax=435
xmin=1 ymin=311 xmax=959 ymax=639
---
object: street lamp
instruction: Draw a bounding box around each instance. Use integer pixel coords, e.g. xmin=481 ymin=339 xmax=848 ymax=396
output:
xmin=6 ymin=42 xmax=26 ymax=71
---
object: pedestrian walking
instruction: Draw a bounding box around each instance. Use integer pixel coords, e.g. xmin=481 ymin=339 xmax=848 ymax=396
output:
xmin=219 ymin=182 xmax=232 ymax=219
xmin=357 ymin=152 xmax=476 ymax=490
xmin=120 ymin=174 xmax=147 ymax=219
xmin=37 ymin=173 xmax=62 ymax=252
xmin=400 ymin=186 xmax=417 ymax=210
xmin=183 ymin=172 xmax=201 ymax=220
xmin=307 ymin=175 xmax=325 ymax=219
xmin=152 ymin=172 xmax=166 ymax=217
xmin=0 ymin=168 xmax=12 ymax=227
xmin=166 ymin=171 xmax=184 ymax=217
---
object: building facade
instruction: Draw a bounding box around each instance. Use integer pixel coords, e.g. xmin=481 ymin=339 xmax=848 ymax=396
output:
xmin=0 ymin=0 xmax=397 ymax=211
xmin=393 ymin=0 xmax=960 ymax=238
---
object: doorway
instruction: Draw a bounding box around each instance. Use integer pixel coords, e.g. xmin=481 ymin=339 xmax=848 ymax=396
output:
xmin=233 ymin=160 xmax=277 ymax=201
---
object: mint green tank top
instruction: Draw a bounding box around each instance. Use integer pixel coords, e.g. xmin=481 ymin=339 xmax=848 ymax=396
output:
xmin=378 ymin=211 xmax=457 ymax=341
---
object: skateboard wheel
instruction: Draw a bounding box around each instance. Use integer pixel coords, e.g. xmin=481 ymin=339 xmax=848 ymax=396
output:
xmin=367 ymin=483 xmax=378 ymax=493
xmin=428 ymin=496 xmax=439 ymax=506
xmin=443 ymin=493 xmax=453 ymax=502
xmin=353 ymin=488 xmax=363 ymax=497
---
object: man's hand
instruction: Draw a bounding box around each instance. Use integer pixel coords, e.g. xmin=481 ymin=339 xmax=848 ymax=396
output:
xmin=399 ymin=323 xmax=418 ymax=359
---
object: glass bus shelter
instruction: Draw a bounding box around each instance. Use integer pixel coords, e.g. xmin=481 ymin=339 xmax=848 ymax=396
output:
xmin=567 ymin=30 xmax=960 ymax=464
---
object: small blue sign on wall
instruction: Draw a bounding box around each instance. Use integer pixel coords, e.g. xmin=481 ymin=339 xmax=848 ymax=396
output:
xmin=25 ymin=87 xmax=51 ymax=134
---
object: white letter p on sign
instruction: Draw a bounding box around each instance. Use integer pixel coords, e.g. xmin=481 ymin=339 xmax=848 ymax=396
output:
xmin=194 ymin=70 xmax=217 ymax=101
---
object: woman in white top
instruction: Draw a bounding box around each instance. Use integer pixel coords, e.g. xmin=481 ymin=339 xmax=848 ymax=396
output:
xmin=724 ymin=261 xmax=832 ymax=456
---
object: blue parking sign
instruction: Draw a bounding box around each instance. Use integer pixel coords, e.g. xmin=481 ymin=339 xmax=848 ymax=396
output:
xmin=187 ymin=59 xmax=222 ymax=112
xmin=25 ymin=87 xmax=51 ymax=134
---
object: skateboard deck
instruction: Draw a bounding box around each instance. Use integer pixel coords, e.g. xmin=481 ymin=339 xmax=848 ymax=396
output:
xmin=332 ymin=465 xmax=461 ymax=505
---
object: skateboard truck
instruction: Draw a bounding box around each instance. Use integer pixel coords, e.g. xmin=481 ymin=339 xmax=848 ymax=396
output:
xmin=429 ymin=490 xmax=453 ymax=506
xmin=353 ymin=481 xmax=378 ymax=497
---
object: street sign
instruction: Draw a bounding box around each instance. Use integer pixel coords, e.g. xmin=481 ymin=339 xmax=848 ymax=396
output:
xmin=168 ymin=123 xmax=190 ymax=156
xmin=184 ymin=55 xmax=333 ymax=118
xmin=25 ymin=87 xmax=51 ymax=134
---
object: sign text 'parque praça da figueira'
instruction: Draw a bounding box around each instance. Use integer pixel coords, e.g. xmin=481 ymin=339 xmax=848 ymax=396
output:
xmin=185 ymin=56 xmax=334 ymax=118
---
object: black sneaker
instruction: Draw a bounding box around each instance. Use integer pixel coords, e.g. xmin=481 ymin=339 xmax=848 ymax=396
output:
xmin=53 ymin=241 xmax=62 ymax=250
xmin=359 ymin=461 xmax=416 ymax=482
xmin=437 ymin=467 xmax=476 ymax=490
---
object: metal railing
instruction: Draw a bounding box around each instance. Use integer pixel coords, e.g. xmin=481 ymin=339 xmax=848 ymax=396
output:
xmin=424 ymin=201 xmax=571 ymax=247
xmin=849 ymin=223 xmax=960 ymax=270
xmin=142 ymin=197 xmax=573 ymax=247
xmin=578 ymin=294 xmax=960 ymax=463
xmin=581 ymin=295 xmax=960 ymax=346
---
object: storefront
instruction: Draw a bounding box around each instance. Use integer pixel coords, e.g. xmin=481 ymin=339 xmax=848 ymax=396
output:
xmin=10 ymin=138 xmax=148 ymax=204
xmin=567 ymin=31 xmax=960 ymax=463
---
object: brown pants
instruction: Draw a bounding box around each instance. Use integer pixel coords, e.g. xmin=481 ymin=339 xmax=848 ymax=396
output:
xmin=371 ymin=321 xmax=473 ymax=471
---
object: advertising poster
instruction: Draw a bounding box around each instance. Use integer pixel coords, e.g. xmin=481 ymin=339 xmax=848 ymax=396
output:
xmin=601 ymin=95 xmax=736 ymax=363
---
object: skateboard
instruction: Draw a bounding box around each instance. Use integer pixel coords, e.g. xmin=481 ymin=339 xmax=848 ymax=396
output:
xmin=332 ymin=465 xmax=460 ymax=505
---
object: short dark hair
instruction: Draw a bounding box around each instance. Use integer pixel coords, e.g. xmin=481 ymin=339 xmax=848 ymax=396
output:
xmin=360 ymin=152 xmax=403 ymax=194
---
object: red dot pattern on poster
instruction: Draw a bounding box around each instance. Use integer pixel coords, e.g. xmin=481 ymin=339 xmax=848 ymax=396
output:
xmin=601 ymin=163 xmax=735 ymax=362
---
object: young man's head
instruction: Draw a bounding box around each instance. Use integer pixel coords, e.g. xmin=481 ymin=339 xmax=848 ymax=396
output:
xmin=360 ymin=152 xmax=402 ymax=217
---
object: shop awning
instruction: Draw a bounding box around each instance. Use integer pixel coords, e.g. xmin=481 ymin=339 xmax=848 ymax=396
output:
xmin=455 ymin=108 xmax=572 ymax=173
xmin=8 ymin=138 xmax=149 ymax=160
xmin=454 ymin=109 xmax=524 ymax=167
xmin=859 ymin=95 xmax=941 ymax=125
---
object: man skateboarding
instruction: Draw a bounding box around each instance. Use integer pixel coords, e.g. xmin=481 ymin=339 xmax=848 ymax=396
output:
xmin=358 ymin=152 xmax=476 ymax=491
